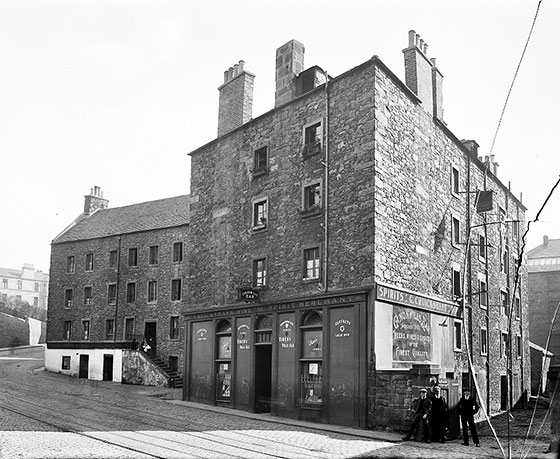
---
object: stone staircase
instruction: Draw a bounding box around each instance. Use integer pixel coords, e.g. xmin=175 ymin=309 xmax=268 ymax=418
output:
xmin=144 ymin=353 xmax=184 ymax=389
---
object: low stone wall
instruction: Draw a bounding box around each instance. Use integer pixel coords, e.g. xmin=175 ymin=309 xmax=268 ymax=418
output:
xmin=121 ymin=350 xmax=169 ymax=387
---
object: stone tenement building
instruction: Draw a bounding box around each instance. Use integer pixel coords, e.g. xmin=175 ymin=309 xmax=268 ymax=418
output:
xmin=183 ymin=32 xmax=529 ymax=431
xmin=527 ymin=235 xmax=560 ymax=395
xmin=45 ymin=187 xmax=189 ymax=385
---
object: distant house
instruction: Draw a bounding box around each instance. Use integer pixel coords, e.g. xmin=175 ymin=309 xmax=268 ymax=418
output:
xmin=527 ymin=235 xmax=560 ymax=394
xmin=0 ymin=263 xmax=48 ymax=346
xmin=45 ymin=186 xmax=189 ymax=387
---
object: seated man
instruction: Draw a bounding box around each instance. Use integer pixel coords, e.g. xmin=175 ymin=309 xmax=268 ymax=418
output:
xmin=402 ymin=388 xmax=432 ymax=443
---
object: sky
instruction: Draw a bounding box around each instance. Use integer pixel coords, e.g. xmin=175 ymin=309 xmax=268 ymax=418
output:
xmin=0 ymin=0 xmax=558 ymax=273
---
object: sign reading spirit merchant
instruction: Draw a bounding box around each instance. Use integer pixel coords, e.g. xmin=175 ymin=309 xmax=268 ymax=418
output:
xmin=377 ymin=283 xmax=460 ymax=317
xmin=393 ymin=306 xmax=431 ymax=362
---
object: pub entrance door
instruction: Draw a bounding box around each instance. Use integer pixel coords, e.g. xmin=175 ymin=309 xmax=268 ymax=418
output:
xmin=255 ymin=344 xmax=272 ymax=413
xmin=103 ymin=354 xmax=114 ymax=381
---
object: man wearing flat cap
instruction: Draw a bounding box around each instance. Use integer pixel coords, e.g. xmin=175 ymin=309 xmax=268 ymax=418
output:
xmin=402 ymin=388 xmax=432 ymax=442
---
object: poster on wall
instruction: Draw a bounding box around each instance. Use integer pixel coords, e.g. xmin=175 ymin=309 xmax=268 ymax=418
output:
xmin=392 ymin=306 xmax=432 ymax=362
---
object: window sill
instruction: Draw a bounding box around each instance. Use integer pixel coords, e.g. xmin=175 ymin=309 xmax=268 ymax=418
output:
xmin=252 ymin=224 xmax=268 ymax=232
xmin=302 ymin=277 xmax=320 ymax=284
xmin=252 ymin=168 xmax=268 ymax=178
xmin=300 ymin=206 xmax=323 ymax=219
xmin=302 ymin=142 xmax=323 ymax=159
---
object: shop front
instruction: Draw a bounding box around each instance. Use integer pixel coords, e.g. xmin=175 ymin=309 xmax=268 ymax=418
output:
xmin=182 ymin=288 xmax=370 ymax=427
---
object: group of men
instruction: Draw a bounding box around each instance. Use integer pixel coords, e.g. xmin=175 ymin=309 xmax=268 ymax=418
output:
xmin=402 ymin=386 xmax=481 ymax=447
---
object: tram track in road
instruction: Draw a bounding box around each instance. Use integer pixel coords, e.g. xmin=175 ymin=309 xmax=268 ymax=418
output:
xmin=0 ymin=377 xmax=336 ymax=459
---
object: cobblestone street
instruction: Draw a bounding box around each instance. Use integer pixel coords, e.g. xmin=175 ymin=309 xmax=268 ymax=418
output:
xmin=0 ymin=347 xmax=553 ymax=458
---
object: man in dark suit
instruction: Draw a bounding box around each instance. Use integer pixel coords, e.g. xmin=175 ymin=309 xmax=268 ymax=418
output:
xmin=458 ymin=389 xmax=480 ymax=447
xmin=430 ymin=385 xmax=448 ymax=442
xmin=402 ymin=388 xmax=432 ymax=442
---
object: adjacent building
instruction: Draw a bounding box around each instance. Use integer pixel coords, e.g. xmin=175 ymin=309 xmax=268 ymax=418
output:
xmin=182 ymin=32 xmax=529 ymax=430
xmin=527 ymin=235 xmax=560 ymax=395
xmin=0 ymin=263 xmax=48 ymax=346
xmin=45 ymin=187 xmax=189 ymax=385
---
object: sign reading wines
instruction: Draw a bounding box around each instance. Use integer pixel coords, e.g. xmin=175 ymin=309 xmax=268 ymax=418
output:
xmin=392 ymin=306 xmax=432 ymax=362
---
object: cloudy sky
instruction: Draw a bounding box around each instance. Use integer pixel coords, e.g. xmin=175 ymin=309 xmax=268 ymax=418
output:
xmin=0 ymin=0 xmax=558 ymax=273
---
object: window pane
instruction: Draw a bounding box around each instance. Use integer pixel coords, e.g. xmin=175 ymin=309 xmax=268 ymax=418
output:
xmin=302 ymin=329 xmax=323 ymax=358
xmin=173 ymin=242 xmax=183 ymax=262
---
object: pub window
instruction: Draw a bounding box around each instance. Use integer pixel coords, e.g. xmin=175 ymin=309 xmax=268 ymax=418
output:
xmin=173 ymin=242 xmax=183 ymax=263
xmin=61 ymin=356 xmax=71 ymax=370
xmin=107 ymin=283 xmax=117 ymax=304
xmin=302 ymin=120 xmax=323 ymax=158
xmin=66 ymin=255 xmax=75 ymax=273
xmin=255 ymin=315 xmax=272 ymax=344
xmin=126 ymin=282 xmax=136 ymax=304
xmin=63 ymin=320 xmax=72 ymax=341
xmin=85 ymin=253 xmax=94 ymax=271
xmin=147 ymin=280 xmax=158 ymax=303
xmin=480 ymin=327 xmax=488 ymax=355
xmin=82 ymin=320 xmax=90 ymax=340
xmin=171 ymin=279 xmax=182 ymax=301
xmin=170 ymin=316 xmax=179 ymax=340
xmin=453 ymin=320 xmax=462 ymax=351
xmin=300 ymin=310 xmax=323 ymax=410
xmin=216 ymin=319 xmax=232 ymax=402
xmin=303 ymin=246 xmax=321 ymax=281
xmin=84 ymin=286 xmax=93 ymax=305
xmin=252 ymin=198 xmax=268 ymax=230
xmin=253 ymin=146 xmax=268 ymax=176
xmin=109 ymin=250 xmax=118 ymax=269
xmin=64 ymin=288 xmax=74 ymax=308
xmin=452 ymin=268 xmax=462 ymax=299
xmin=128 ymin=247 xmax=138 ymax=267
xmin=124 ymin=317 xmax=135 ymax=341
xmin=149 ymin=245 xmax=159 ymax=265
xmin=253 ymin=258 xmax=267 ymax=288
xmin=105 ymin=319 xmax=115 ymax=341
xmin=451 ymin=166 xmax=460 ymax=196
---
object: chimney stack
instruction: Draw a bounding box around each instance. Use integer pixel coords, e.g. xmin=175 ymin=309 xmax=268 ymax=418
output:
xmin=84 ymin=186 xmax=109 ymax=215
xmin=217 ymin=60 xmax=255 ymax=137
xmin=544 ymin=235 xmax=549 ymax=248
xmin=403 ymin=30 xmax=443 ymax=119
xmin=275 ymin=39 xmax=305 ymax=107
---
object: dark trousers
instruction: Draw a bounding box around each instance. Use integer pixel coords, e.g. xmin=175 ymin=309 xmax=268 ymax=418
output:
xmin=431 ymin=417 xmax=446 ymax=441
xmin=406 ymin=413 xmax=431 ymax=441
xmin=461 ymin=415 xmax=479 ymax=445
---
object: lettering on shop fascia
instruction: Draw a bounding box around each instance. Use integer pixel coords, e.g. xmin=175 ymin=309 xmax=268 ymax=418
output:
xmin=186 ymin=294 xmax=366 ymax=321
xmin=377 ymin=283 xmax=460 ymax=317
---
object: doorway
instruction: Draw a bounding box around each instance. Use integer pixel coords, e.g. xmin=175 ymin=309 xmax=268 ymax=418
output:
xmin=103 ymin=354 xmax=114 ymax=381
xmin=144 ymin=321 xmax=157 ymax=355
xmin=79 ymin=354 xmax=89 ymax=379
xmin=254 ymin=344 xmax=272 ymax=413
xmin=500 ymin=375 xmax=508 ymax=410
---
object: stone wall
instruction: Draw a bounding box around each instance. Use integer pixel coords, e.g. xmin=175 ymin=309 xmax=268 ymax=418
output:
xmin=121 ymin=349 xmax=169 ymax=386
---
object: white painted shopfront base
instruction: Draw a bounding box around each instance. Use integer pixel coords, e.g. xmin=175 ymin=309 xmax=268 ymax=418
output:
xmin=45 ymin=348 xmax=123 ymax=382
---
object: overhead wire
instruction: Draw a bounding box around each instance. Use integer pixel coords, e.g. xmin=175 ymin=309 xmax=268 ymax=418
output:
xmin=488 ymin=0 xmax=543 ymax=157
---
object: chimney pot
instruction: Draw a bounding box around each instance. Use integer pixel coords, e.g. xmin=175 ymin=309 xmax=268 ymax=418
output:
xmin=423 ymin=43 xmax=428 ymax=55
xmin=408 ymin=30 xmax=416 ymax=47
xmin=544 ymin=235 xmax=549 ymax=247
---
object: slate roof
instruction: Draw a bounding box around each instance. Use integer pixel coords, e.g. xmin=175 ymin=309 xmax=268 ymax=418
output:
xmin=53 ymin=195 xmax=190 ymax=244
xmin=527 ymin=238 xmax=560 ymax=259
xmin=526 ymin=238 xmax=560 ymax=272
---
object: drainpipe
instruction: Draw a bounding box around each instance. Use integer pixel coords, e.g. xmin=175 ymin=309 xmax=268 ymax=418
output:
xmin=323 ymin=73 xmax=330 ymax=292
xmin=113 ymin=235 xmax=122 ymax=342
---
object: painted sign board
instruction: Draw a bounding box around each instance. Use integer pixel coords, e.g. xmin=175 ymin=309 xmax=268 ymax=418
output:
xmin=392 ymin=306 xmax=432 ymax=362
